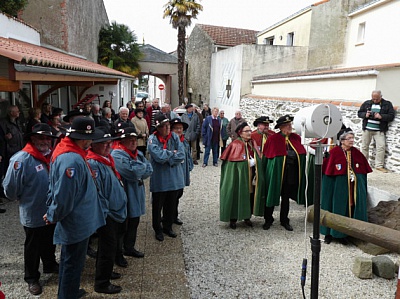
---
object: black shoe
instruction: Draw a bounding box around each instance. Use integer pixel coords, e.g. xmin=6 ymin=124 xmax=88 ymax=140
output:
xmin=43 ymin=262 xmax=59 ymax=274
xmin=244 ymin=219 xmax=253 ymax=227
xmin=111 ymin=271 xmax=121 ymax=280
xmin=229 ymin=222 xmax=237 ymax=229
xmin=28 ymin=281 xmax=42 ymax=295
xmin=124 ymin=249 xmax=144 ymax=258
xmin=213 ymin=163 xmax=218 ymax=167
xmin=78 ymin=288 xmax=87 ymax=298
xmin=95 ymin=283 xmax=122 ymax=294
xmin=163 ymin=228 xmax=177 ymax=238
xmin=324 ymin=235 xmax=332 ymax=244
xmin=87 ymin=246 xmax=97 ymax=259
xmin=281 ymin=223 xmax=293 ymax=231
xmin=155 ymin=232 xmax=164 ymax=241
xmin=338 ymin=237 xmax=349 ymax=245
xmin=0 ymin=208 xmax=5 ymax=213
xmin=115 ymin=256 xmax=128 ymax=268
xmin=174 ymin=218 xmax=183 ymax=225
xmin=262 ymin=222 xmax=272 ymax=230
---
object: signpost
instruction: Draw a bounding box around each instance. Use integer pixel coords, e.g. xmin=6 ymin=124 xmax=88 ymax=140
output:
xmin=158 ymin=84 xmax=165 ymax=90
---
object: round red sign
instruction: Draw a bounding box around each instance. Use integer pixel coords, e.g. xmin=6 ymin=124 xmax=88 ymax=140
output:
xmin=158 ymin=84 xmax=165 ymax=90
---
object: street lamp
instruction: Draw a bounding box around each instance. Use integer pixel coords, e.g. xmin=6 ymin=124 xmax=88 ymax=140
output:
xmin=188 ymin=87 xmax=193 ymax=102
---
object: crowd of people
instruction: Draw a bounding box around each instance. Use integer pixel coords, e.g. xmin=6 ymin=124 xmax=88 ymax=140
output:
xmin=0 ymin=89 xmax=395 ymax=297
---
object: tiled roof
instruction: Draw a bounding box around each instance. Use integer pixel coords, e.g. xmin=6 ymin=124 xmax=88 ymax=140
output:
xmin=139 ymin=44 xmax=178 ymax=64
xmin=0 ymin=37 xmax=133 ymax=78
xmin=253 ymin=63 xmax=400 ymax=81
xmin=197 ymin=24 xmax=257 ymax=47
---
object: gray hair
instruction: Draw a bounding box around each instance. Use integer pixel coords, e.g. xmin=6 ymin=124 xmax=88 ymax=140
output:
xmin=102 ymin=107 xmax=111 ymax=116
xmin=339 ymin=131 xmax=354 ymax=142
xmin=119 ymin=107 xmax=129 ymax=113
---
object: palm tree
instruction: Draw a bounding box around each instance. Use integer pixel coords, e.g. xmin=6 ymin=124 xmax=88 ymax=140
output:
xmin=163 ymin=0 xmax=203 ymax=105
xmin=98 ymin=22 xmax=142 ymax=76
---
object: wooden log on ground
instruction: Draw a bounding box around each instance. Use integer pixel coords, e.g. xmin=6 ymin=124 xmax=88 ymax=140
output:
xmin=307 ymin=205 xmax=400 ymax=254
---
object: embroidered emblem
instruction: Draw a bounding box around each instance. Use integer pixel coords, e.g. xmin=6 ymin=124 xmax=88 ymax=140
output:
xmin=243 ymin=155 xmax=246 ymax=160
xmin=66 ymin=168 xmax=75 ymax=178
xmin=87 ymin=125 xmax=92 ymax=130
xmin=13 ymin=161 xmax=21 ymax=170
xmin=35 ymin=164 xmax=44 ymax=172
xmin=356 ymin=163 xmax=359 ymax=168
xmin=335 ymin=164 xmax=342 ymax=171
xmin=93 ymin=169 xmax=99 ymax=178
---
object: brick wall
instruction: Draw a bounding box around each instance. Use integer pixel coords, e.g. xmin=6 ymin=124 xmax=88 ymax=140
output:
xmin=240 ymin=95 xmax=400 ymax=173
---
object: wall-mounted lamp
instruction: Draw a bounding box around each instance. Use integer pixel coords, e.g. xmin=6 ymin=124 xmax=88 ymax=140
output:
xmin=187 ymin=87 xmax=193 ymax=101
xmin=226 ymin=79 xmax=232 ymax=99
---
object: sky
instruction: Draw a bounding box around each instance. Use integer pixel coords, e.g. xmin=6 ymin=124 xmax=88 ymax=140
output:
xmin=103 ymin=0 xmax=318 ymax=53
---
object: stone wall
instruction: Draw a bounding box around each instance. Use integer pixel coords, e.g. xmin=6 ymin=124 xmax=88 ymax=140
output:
xmin=20 ymin=0 xmax=108 ymax=62
xmin=186 ymin=25 xmax=214 ymax=106
xmin=240 ymin=96 xmax=400 ymax=173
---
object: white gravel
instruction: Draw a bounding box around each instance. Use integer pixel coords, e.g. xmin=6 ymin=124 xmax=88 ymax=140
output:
xmin=180 ymin=163 xmax=399 ymax=299
xmin=0 ymin=163 xmax=398 ymax=299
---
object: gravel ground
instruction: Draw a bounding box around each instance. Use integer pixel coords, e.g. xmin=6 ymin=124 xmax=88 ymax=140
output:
xmin=179 ymin=163 xmax=399 ymax=299
xmin=0 ymin=163 xmax=399 ymax=298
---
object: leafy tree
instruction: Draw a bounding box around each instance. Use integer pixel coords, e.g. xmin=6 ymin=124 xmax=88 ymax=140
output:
xmin=98 ymin=22 xmax=142 ymax=76
xmin=0 ymin=0 xmax=28 ymax=17
xmin=163 ymin=0 xmax=203 ymax=104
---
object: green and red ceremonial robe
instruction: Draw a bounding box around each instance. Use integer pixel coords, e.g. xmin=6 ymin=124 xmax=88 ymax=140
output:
xmin=320 ymin=146 xmax=372 ymax=238
xmin=263 ymin=132 xmax=307 ymax=207
xmin=219 ymin=138 xmax=265 ymax=222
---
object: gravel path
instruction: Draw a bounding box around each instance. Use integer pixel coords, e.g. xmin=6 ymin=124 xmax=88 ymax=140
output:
xmin=180 ymin=164 xmax=399 ymax=299
xmin=0 ymin=163 xmax=398 ymax=298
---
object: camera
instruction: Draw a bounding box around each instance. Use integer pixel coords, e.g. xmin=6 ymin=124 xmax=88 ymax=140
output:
xmin=368 ymin=110 xmax=376 ymax=118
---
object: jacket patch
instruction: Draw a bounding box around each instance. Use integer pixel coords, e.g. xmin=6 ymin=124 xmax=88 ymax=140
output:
xmin=335 ymin=164 xmax=342 ymax=171
xmin=66 ymin=168 xmax=75 ymax=178
xmin=35 ymin=164 xmax=44 ymax=172
xmin=13 ymin=161 xmax=22 ymax=170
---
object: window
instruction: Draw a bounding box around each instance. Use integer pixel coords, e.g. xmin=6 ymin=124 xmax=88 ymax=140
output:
xmin=357 ymin=22 xmax=366 ymax=44
xmin=287 ymin=32 xmax=294 ymax=46
xmin=263 ymin=36 xmax=274 ymax=45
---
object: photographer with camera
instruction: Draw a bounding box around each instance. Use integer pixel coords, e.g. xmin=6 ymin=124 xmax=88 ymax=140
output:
xmin=357 ymin=90 xmax=395 ymax=173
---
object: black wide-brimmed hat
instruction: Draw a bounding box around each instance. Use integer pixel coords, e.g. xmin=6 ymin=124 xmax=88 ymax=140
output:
xmin=119 ymin=127 xmax=138 ymax=139
xmin=235 ymin=122 xmax=249 ymax=134
xmin=65 ymin=117 xmax=103 ymax=140
xmin=169 ymin=118 xmax=188 ymax=130
xmin=253 ymin=116 xmax=274 ymax=127
xmin=154 ymin=114 xmax=169 ymax=127
xmin=274 ymin=115 xmax=294 ymax=129
xmin=24 ymin=123 xmax=59 ymax=141
xmin=63 ymin=108 xmax=90 ymax=123
xmin=92 ymin=126 xmax=120 ymax=143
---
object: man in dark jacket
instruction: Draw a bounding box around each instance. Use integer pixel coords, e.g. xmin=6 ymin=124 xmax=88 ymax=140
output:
xmin=357 ymin=90 xmax=395 ymax=172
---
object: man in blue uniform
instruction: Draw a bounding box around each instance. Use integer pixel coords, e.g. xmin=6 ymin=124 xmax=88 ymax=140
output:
xmin=87 ymin=127 xmax=128 ymax=294
xmin=112 ymin=127 xmax=152 ymax=263
xmin=147 ymin=114 xmax=185 ymax=241
xmin=44 ymin=117 xmax=104 ymax=299
xmin=3 ymin=123 xmax=59 ymax=296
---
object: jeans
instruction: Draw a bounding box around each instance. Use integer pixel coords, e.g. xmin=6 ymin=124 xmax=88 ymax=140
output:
xmin=361 ymin=130 xmax=386 ymax=168
xmin=203 ymin=142 xmax=219 ymax=165
xmin=23 ymin=225 xmax=57 ymax=283
xmin=58 ymin=238 xmax=89 ymax=299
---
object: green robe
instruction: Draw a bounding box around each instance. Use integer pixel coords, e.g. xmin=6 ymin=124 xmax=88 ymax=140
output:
xmin=219 ymin=139 xmax=265 ymax=221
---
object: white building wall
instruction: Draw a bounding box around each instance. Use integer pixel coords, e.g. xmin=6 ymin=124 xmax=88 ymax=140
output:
xmin=252 ymin=76 xmax=377 ymax=102
xmin=345 ymin=0 xmax=400 ymax=67
xmin=257 ymin=9 xmax=312 ymax=46
xmin=210 ymin=46 xmax=244 ymax=120
xmin=0 ymin=13 xmax=40 ymax=45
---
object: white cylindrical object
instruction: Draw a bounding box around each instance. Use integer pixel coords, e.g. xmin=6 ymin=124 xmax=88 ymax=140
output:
xmin=293 ymin=103 xmax=342 ymax=138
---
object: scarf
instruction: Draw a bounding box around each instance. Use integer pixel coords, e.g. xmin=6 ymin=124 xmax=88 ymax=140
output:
xmin=87 ymin=149 xmax=122 ymax=181
xmin=179 ymin=134 xmax=185 ymax=143
xmin=117 ymin=143 xmax=138 ymax=160
xmin=22 ymin=142 xmax=51 ymax=170
xmin=51 ymin=137 xmax=87 ymax=162
xmin=153 ymin=131 xmax=172 ymax=149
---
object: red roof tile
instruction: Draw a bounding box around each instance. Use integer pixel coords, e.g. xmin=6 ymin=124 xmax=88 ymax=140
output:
xmin=0 ymin=37 xmax=133 ymax=78
xmin=197 ymin=24 xmax=257 ymax=47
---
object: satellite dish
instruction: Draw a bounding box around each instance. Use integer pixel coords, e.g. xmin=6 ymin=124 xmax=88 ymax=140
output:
xmin=293 ymin=103 xmax=342 ymax=139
